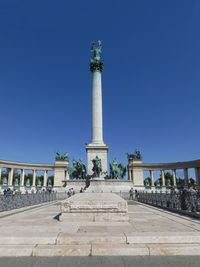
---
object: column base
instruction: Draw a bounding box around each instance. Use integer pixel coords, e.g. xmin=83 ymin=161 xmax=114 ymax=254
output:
xmin=85 ymin=143 xmax=109 ymax=178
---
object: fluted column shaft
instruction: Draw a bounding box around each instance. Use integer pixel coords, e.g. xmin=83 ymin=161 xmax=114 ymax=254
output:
xmin=20 ymin=169 xmax=25 ymax=186
xmin=33 ymin=170 xmax=36 ymax=187
xmin=184 ymin=168 xmax=188 ymax=185
xmin=195 ymin=167 xmax=200 ymax=186
xmin=161 ymin=170 xmax=165 ymax=186
xmin=43 ymin=170 xmax=47 ymax=187
xmin=172 ymin=169 xmax=176 ymax=186
xmin=91 ymin=70 xmax=104 ymax=144
xmin=8 ymin=168 xmax=14 ymax=186
xmin=150 ymin=170 xmax=154 ymax=186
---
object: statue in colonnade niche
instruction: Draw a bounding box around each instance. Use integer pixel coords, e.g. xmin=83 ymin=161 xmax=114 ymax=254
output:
xmin=55 ymin=152 xmax=70 ymax=161
xmin=47 ymin=178 xmax=52 ymax=187
xmin=109 ymin=159 xmax=126 ymax=179
xmin=156 ymin=180 xmax=161 ymax=187
xmin=14 ymin=178 xmax=19 ymax=186
xmin=2 ymin=177 xmax=7 ymax=185
xmin=26 ymin=178 xmax=31 ymax=187
xmin=92 ymin=156 xmax=102 ymax=177
xmin=126 ymin=150 xmax=142 ymax=161
xmin=145 ymin=179 xmax=150 ymax=187
xmin=66 ymin=159 xmax=87 ymax=180
xmin=37 ymin=179 xmax=42 ymax=187
xmin=167 ymin=179 xmax=171 ymax=186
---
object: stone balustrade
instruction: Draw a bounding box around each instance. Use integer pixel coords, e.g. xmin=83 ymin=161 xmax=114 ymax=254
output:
xmin=127 ymin=159 xmax=200 ymax=188
xmin=0 ymin=159 xmax=69 ymax=191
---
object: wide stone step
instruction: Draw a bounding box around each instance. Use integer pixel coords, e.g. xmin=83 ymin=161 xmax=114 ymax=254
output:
xmin=56 ymin=232 xmax=126 ymax=244
xmin=125 ymin=232 xmax=200 ymax=244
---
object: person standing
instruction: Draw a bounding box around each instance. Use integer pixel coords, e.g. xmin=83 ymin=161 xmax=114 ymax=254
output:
xmin=129 ymin=188 xmax=134 ymax=200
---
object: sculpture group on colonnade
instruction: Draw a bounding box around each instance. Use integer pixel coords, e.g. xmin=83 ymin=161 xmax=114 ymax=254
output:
xmin=126 ymin=150 xmax=142 ymax=161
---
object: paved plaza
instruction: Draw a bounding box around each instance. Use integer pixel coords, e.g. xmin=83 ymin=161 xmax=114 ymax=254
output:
xmin=0 ymin=199 xmax=200 ymax=256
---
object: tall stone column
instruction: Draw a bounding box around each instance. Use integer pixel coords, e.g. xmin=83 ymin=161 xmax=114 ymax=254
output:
xmin=150 ymin=170 xmax=154 ymax=186
xmin=86 ymin=41 xmax=109 ymax=177
xmin=32 ymin=170 xmax=36 ymax=187
xmin=8 ymin=168 xmax=14 ymax=186
xmin=161 ymin=170 xmax=165 ymax=186
xmin=0 ymin=167 xmax=2 ymax=182
xmin=20 ymin=169 xmax=25 ymax=186
xmin=172 ymin=169 xmax=177 ymax=186
xmin=184 ymin=168 xmax=188 ymax=186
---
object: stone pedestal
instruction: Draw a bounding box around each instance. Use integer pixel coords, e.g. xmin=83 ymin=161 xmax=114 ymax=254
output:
xmin=85 ymin=144 xmax=109 ymax=178
xmin=127 ymin=160 xmax=144 ymax=186
xmin=60 ymin=193 xmax=128 ymax=222
xmin=54 ymin=160 xmax=69 ymax=188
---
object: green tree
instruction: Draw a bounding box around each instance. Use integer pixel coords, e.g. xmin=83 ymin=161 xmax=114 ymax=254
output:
xmin=24 ymin=173 xmax=33 ymax=186
xmin=144 ymin=177 xmax=151 ymax=186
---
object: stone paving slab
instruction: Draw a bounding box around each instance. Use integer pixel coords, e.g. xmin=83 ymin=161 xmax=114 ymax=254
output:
xmin=148 ymin=244 xmax=200 ymax=256
xmin=32 ymin=244 xmax=91 ymax=256
xmin=91 ymin=243 xmax=149 ymax=256
xmin=0 ymin=232 xmax=59 ymax=245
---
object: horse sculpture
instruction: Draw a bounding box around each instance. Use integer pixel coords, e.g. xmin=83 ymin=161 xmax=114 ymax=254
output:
xmin=66 ymin=159 xmax=87 ymax=180
xmin=55 ymin=152 xmax=70 ymax=161
xmin=126 ymin=150 xmax=142 ymax=160
xmin=109 ymin=159 xmax=126 ymax=179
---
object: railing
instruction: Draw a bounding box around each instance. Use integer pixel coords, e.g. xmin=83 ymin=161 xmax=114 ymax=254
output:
xmin=0 ymin=191 xmax=68 ymax=212
xmin=137 ymin=191 xmax=200 ymax=218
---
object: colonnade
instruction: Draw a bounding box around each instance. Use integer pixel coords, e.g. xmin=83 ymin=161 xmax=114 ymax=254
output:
xmin=0 ymin=159 xmax=69 ymax=190
xmin=0 ymin=167 xmax=50 ymax=187
xmin=128 ymin=159 xmax=200 ymax=188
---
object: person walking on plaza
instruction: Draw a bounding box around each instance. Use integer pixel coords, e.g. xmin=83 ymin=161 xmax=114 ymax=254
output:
xmin=129 ymin=188 xmax=134 ymax=200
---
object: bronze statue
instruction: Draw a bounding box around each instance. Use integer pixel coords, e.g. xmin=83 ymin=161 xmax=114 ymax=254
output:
xmin=109 ymin=159 xmax=126 ymax=179
xmin=55 ymin=152 xmax=70 ymax=161
xmin=66 ymin=159 xmax=87 ymax=180
xmin=126 ymin=150 xmax=142 ymax=160
xmin=92 ymin=156 xmax=102 ymax=177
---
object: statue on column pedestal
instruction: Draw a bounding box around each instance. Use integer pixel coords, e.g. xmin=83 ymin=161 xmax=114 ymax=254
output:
xmin=92 ymin=156 xmax=102 ymax=177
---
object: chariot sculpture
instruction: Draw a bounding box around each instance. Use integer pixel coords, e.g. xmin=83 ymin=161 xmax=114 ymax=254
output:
xmin=126 ymin=150 xmax=142 ymax=160
xmin=55 ymin=152 xmax=70 ymax=161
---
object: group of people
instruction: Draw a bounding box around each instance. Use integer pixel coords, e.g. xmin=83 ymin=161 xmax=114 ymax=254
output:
xmin=3 ymin=188 xmax=21 ymax=196
xmin=67 ymin=187 xmax=86 ymax=197
xmin=129 ymin=188 xmax=138 ymax=200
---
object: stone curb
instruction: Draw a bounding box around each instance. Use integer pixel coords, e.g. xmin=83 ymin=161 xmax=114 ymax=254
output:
xmin=1 ymin=243 xmax=200 ymax=256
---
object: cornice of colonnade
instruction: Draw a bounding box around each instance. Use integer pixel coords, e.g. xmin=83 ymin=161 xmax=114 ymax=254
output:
xmin=128 ymin=159 xmax=200 ymax=170
xmin=0 ymin=159 xmax=55 ymax=171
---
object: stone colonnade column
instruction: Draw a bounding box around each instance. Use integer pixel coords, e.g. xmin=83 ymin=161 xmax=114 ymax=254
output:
xmin=161 ymin=170 xmax=165 ymax=186
xmin=172 ymin=169 xmax=176 ymax=186
xmin=20 ymin=169 xmax=25 ymax=186
xmin=195 ymin=167 xmax=200 ymax=186
xmin=8 ymin=168 xmax=14 ymax=186
xmin=43 ymin=170 xmax=47 ymax=187
xmin=0 ymin=167 xmax=2 ymax=181
xmin=150 ymin=170 xmax=154 ymax=186
xmin=32 ymin=170 xmax=36 ymax=187
xmin=184 ymin=168 xmax=188 ymax=185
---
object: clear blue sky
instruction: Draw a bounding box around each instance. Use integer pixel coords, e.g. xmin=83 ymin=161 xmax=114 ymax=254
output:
xmin=0 ymin=0 xmax=200 ymax=168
